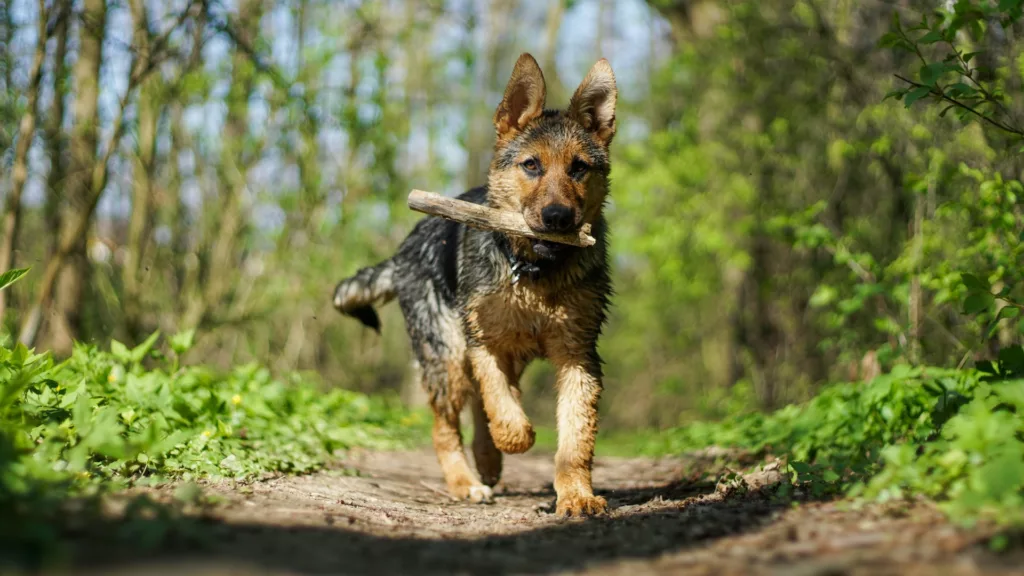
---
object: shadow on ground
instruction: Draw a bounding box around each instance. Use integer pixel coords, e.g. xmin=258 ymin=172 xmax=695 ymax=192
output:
xmin=67 ymin=479 xmax=782 ymax=576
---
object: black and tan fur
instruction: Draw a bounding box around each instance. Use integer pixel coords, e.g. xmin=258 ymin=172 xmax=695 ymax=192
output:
xmin=333 ymin=53 xmax=617 ymax=516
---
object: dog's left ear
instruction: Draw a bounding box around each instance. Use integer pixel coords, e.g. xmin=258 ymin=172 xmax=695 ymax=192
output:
xmin=568 ymin=58 xmax=617 ymax=146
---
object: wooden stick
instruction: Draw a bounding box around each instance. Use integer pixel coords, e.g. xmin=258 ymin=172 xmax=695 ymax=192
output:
xmin=407 ymin=189 xmax=596 ymax=248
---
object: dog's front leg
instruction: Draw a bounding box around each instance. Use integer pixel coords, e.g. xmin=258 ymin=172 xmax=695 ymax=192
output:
xmin=552 ymin=356 xmax=606 ymax=517
xmin=468 ymin=346 xmax=535 ymax=454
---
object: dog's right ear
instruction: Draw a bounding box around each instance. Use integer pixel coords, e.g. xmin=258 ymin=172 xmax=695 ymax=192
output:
xmin=493 ymin=53 xmax=546 ymax=141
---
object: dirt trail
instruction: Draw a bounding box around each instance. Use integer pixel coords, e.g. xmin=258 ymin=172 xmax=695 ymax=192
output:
xmin=71 ymin=449 xmax=1022 ymax=576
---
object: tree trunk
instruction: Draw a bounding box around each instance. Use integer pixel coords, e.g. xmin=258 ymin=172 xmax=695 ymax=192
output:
xmin=122 ymin=0 xmax=159 ymax=341
xmin=292 ymin=0 xmax=322 ymax=242
xmin=44 ymin=0 xmax=71 ymax=261
xmin=541 ymin=0 xmax=566 ymax=102
xmin=0 ymin=0 xmax=15 ymax=154
xmin=37 ymin=0 xmax=107 ymax=355
xmin=21 ymin=0 xmax=196 ymax=348
xmin=180 ymin=0 xmax=264 ymax=330
xmin=908 ymin=184 xmax=926 ymax=363
xmin=0 ymin=0 xmax=48 ymax=321
xmin=465 ymin=0 xmax=514 ymax=189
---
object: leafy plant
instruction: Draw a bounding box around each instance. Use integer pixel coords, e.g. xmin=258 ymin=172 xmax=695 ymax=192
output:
xmin=632 ymin=365 xmax=1024 ymax=525
xmin=0 ymin=333 xmax=425 ymax=566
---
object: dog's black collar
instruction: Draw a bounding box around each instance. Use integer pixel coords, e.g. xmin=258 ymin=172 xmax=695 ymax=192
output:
xmin=494 ymin=233 xmax=544 ymax=285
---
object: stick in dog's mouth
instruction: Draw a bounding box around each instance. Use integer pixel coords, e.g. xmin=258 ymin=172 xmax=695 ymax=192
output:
xmin=407 ymin=189 xmax=596 ymax=248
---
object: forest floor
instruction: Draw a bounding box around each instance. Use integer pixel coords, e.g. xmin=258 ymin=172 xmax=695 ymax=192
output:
xmin=57 ymin=448 xmax=1024 ymax=576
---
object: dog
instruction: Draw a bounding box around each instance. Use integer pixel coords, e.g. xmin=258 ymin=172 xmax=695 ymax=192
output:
xmin=333 ymin=53 xmax=616 ymax=517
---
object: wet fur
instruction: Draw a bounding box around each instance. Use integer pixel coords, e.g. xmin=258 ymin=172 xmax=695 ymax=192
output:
xmin=334 ymin=53 xmax=617 ymax=516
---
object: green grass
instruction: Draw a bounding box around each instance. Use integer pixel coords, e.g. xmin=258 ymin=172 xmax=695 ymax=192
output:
xmin=0 ymin=331 xmax=424 ymax=566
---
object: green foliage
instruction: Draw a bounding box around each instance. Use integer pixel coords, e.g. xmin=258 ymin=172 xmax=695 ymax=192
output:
xmin=882 ymin=2 xmax=1024 ymax=139
xmin=633 ymin=365 xmax=1024 ymax=525
xmin=864 ymin=378 xmax=1024 ymax=524
xmin=2 ymin=333 xmax=418 ymax=486
xmin=0 ymin=333 xmax=422 ymax=564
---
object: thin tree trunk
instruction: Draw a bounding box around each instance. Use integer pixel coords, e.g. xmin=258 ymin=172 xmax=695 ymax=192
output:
xmin=0 ymin=0 xmax=15 ymax=154
xmin=122 ymin=0 xmax=159 ymax=341
xmin=541 ymin=0 xmax=565 ymax=102
xmin=36 ymin=0 xmax=107 ymax=354
xmin=22 ymin=0 xmax=196 ymax=348
xmin=594 ymin=0 xmax=608 ymax=55
xmin=908 ymin=183 xmax=928 ymax=363
xmin=180 ymin=0 xmax=263 ymax=330
xmin=44 ymin=0 xmax=71 ymax=260
xmin=465 ymin=0 xmax=514 ymax=188
xmin=0 ymin=0 xmax=48 ymax=320
xmin=294 ymin=0 xmax=322 ymax=240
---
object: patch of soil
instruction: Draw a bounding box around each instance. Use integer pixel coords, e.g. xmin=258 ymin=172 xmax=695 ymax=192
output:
xmin=59 ymin=449 xmax=1023 ymax=576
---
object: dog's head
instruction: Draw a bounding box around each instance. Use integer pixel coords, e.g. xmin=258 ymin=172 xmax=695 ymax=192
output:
xmin=487 ymin=53 xmax=617 ymax=259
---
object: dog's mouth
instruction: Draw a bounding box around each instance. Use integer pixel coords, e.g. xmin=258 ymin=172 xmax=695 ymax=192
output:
xmin=532 ymin=240 xmax=566 ymax=260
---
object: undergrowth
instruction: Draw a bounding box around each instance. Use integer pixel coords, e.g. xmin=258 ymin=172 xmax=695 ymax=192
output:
xmin=0 ymin=325 xmax=423 ymax=566
xmin=631 ymin=363 xmax=1024 ymax=526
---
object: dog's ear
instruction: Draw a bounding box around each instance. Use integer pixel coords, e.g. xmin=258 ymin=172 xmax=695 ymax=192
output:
xmin=494 ymin=53 xmax=546 ymax=140
xmin=568 ymin=58 xmax=617 ymax=146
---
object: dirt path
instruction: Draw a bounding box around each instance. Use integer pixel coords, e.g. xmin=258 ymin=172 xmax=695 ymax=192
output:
xmin=69 ymin=449 xmax=1022 ymax=576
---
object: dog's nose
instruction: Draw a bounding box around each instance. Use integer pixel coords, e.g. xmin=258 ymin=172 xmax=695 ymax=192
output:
xmin=541 ymin=204 xmax=575 ymax=232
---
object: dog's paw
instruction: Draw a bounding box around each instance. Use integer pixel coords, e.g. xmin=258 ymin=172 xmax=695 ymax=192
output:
xmin=489 ymin=419 xmax=535 ymax=454
xmin=448 ymin=481 xmax=494 ymax=504
xmin=467 ymin=484 xmax=494 ymax=504
xmin=555 ymin=494 xmax=607 ymax=517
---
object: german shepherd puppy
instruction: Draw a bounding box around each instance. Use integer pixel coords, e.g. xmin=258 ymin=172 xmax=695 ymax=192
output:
xmin=333 ymin=53 xmax=616 ymax=517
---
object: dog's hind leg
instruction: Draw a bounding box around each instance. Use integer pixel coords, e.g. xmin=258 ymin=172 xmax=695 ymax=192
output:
xmin=423 ymin=359 xmax=493 ymax=503
xmin=470 ymin=393 xmax=502 ymax=487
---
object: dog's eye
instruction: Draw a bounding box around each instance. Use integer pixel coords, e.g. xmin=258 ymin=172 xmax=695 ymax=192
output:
xmin=569 ymin=159 xmax=590 ymax=178
xmin=520 ymin=158 xmax=540 ymax=174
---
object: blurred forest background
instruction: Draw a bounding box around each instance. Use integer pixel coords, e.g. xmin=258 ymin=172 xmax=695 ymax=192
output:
xmin=0 ymin=0 xmax=1021 ymax=430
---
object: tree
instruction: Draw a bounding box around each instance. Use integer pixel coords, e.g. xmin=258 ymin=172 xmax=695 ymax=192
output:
xmin=0 ymin=0 xmax=51 ymax=320
xmin=32 ymin=0 xmax=107 ymax=354
xmin=180 ymin=0 xmax=266 ymax=330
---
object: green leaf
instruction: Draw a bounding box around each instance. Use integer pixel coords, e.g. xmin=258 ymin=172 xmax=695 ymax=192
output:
xmin=883 ymin=88 xmax=907 ymax=101
xmin=170 ymin=330 xmax=196 ymax=356
xmin=997 ymin=346 xmax=1024 ymax=375
xmin=946 ymin=82 xmax=977 ymax=98
xmin=988 ymin=306 xmax=1022 ymax=337
xmin=790 ymin=461 xmax=812 ymax=474
xmin=998 ymin=0 xmax=1022 ymax=12
xmin=919 ymin=29 xmax=944 ymax=44
xmin=904 ymin=86 xmax=932 ymax=107
xmin=809 ymin=285 xmax=837 ymax=308
xmin=878 ymin=32 xmax=903 ymax=48
xmin=963 ymin=51 xmax=983 ymax=64
xmin=995 ymin=306 xmax=1021 ymax=321
xmin=963 ymin=292 xmax=994 ymax=315
xmin=919 ymin=62 xmax=959 ymax=87
xmin=961 ymin=273 xmax=990 ymax=291
xmin=976 ymin=360 xmax=997 ymax=375
xmin=110 ymin=340 xmax=131 ymax=364
xmin=130 ymin=331 xmax=161 ymax=363
xmin=0 ymin=267 xmax=30 ymax=292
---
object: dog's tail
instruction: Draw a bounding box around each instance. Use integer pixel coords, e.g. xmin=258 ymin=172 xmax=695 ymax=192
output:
xmin=332 ymin=258 xmax=397 ymax=333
